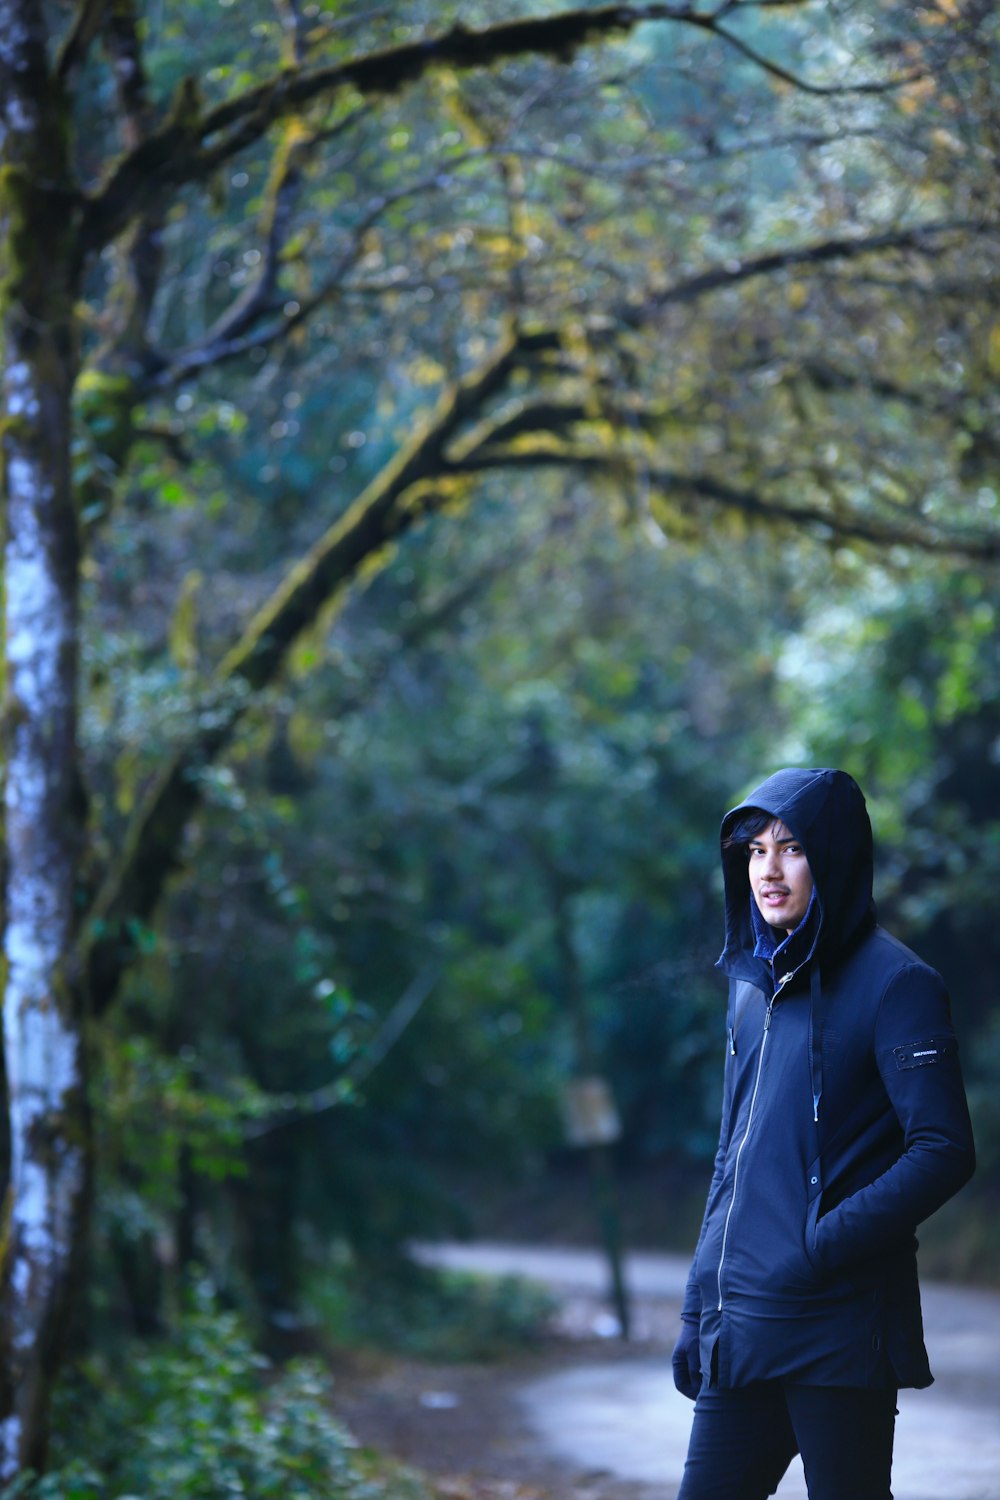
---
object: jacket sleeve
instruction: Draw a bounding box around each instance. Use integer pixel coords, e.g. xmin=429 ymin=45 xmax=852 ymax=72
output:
xmin=812 ymin=962 xmax=975 ymax=1272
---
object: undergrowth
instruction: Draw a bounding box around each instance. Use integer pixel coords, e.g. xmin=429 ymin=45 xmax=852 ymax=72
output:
xmin=1 ymin=1300 xmax=432 ymax=1500
xmin=306 ymin=1260 xmax=556 ymax=1362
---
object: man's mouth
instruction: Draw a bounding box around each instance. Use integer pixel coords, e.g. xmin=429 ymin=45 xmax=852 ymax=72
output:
xmin=761 ymin=889 xmax=789 ymax=902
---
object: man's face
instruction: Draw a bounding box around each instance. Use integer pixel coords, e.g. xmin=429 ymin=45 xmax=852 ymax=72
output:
xmin=747 ymin=818 xmax=814 ymax=935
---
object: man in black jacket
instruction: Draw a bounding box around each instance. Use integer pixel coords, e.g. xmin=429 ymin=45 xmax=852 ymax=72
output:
xmin=671 ymin=768 xmax=975 ymax=1500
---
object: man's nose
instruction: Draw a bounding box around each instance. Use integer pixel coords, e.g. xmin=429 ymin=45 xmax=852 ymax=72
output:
xmin=761 ymin=848 xmax=782 ymax=878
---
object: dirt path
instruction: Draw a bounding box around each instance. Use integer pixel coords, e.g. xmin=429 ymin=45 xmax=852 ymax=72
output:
xmin=331 ymin=1340 xmax=662 ymax=1500
xmin=332 ymin=1244 xmax=1000 ymax=1500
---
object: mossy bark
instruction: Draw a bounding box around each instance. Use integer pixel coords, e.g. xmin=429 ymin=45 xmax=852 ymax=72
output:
xmin=0 ymin=0 xmax=89 ymax=1478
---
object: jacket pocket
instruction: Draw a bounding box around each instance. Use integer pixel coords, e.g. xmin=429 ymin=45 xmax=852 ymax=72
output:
xmin=810 ymin=1204 xmax=885 ymax=1298
xmin=764 ymin=1181 xmax=823 ymax=1296
xmin=801 ymin=1153 xmax=825 ymax=1269
xmin=803 ymin=1189 xmax=822 ymax=1271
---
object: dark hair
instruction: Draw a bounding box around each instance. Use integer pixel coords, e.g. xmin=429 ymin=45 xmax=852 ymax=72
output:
xmin=722 ymin=807 xmax=773 ymax=851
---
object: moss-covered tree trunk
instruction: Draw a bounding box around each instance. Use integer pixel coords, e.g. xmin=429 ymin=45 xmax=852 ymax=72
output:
xmin=0 ymin=0 xmax=87 ymax=1478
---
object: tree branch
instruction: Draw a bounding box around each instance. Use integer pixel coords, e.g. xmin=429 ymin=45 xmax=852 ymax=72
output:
xmin=55 ymin=0 xmax=108 ymax=82
xmin=186 ymin=121 xmax=310 ymax=356
xmin=79 ymin=0 xmax=878 ymax=258
xmin=448 ymin=395 xmax=669 ymax=461
xmin=77 ymin=326 xmax=537 ymax=1009
xmin=94 ymin=0 xmax=166 ymax=361
xmin=145 ymin=135 xmax=482 ymax=392
xmin=245 ymin=964 xmax=440 ymax=1138
xmin=274 ymin=0 xmax=309 ymax=71
xmin=628 ymin=218 xmax=989 ymax=322
xmin=795 ymin=356 xmax=954 ymax=413
xmin=447 ymin=444 xmax=1000 ymax=561
xmin=690 ymin=13 xmax=924 ymax=98
xmin=145 ymin=193 xmax=992 ymax=396
xmin=75 ymin=259 xmax=1000 ymax=1011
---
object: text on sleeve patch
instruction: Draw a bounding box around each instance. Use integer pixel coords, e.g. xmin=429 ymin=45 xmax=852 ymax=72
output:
xmin=893 ymin=1037 xmax=955 ymax=1071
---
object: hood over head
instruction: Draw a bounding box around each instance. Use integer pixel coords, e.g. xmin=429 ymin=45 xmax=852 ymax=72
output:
xmin=717 ymin=767 xmax=876 ymax=984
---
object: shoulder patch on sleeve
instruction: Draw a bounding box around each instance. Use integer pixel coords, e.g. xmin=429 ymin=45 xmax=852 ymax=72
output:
xmin=893 ymin=1037 xmax=955 ymax=1071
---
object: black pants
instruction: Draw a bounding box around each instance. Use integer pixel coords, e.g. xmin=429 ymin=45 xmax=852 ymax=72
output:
xmin=676 ymin=1381 xmax=897 ymax=1500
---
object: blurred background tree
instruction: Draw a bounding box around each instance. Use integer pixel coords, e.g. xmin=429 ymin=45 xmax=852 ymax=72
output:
xmin=2 ymin=0 xmax=999 ymax=1481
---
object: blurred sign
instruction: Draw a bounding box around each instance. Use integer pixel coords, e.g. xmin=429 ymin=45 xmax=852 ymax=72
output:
xmin=560 ymin=1075 xmax=622 ymax=1146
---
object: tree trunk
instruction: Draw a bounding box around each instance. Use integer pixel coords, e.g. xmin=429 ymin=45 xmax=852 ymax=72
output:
xmin=0 ymin=1 xmax=87 ymax=1478
xmin=548 ymin=875 xmax=631 ymax=1340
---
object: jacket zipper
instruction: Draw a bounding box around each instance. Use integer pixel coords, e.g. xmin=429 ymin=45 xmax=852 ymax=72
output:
xmin=716 ymin=970 xmax=795 ymax=1313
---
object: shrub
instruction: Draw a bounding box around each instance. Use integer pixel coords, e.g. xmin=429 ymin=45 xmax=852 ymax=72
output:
xmin=2 ymin=1300 xmax=430 ymax=1500
xmin=306 ymin=1259 xmax=555 ymax=1362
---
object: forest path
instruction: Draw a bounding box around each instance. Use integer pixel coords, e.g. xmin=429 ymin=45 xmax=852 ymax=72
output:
xmin=412 ymin=1243 xmax=1000 ymax=1500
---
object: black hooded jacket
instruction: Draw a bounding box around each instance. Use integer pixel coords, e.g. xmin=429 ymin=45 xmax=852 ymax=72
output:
xmin=682 ymin=768 xmax=975 ymax=1389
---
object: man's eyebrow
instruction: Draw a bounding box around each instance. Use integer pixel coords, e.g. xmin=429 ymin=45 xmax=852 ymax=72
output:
xmin=748 ymin=834 xmax=799 ymax=847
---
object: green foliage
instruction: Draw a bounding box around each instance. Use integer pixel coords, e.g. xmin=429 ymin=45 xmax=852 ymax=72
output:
xmin=4 ymin=0 xmax=1000 ymax=1485
xmin=2 ymin=1301 xmax=431 ymax=1500
xmin=34 ymin=0 xmax=1000 ymax=1361
xmin=306 ymin=1261 xmax=555 ymax=1363
xmin=102 ymin=1036 xmax=272 ymax=1198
